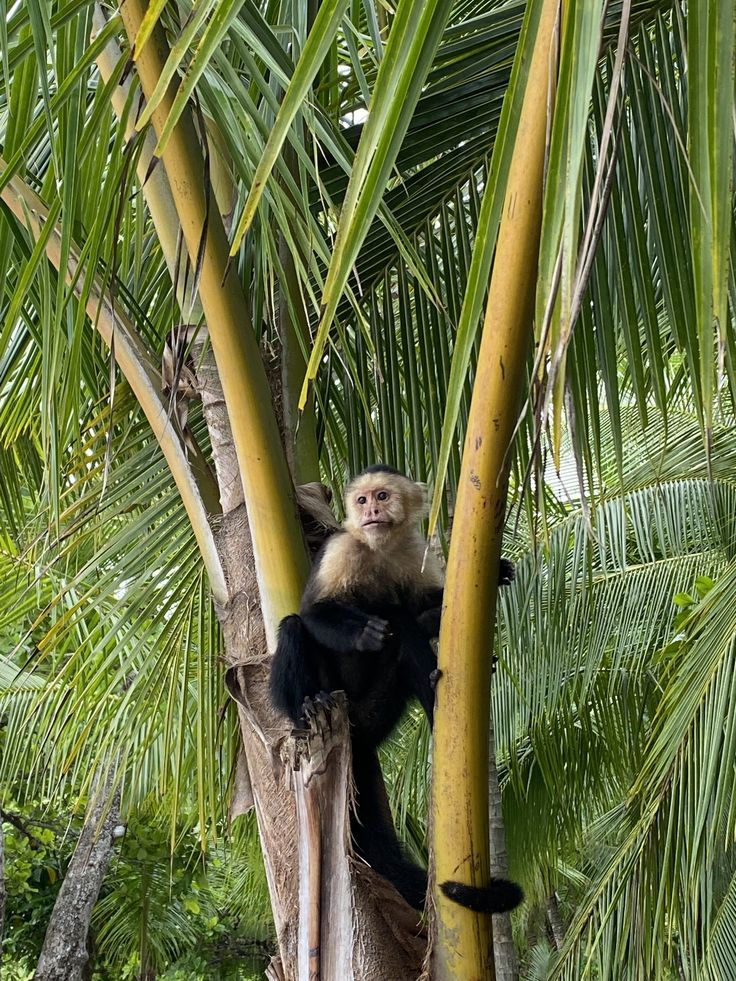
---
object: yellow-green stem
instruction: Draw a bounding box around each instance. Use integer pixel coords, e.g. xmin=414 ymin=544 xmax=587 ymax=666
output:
xmin=119 ymin=0 xmax=309 ymax=639
xmin=93 ymin=6 xmax=221 ymax=515
xmin=431 ymin=2 xmax=558 ymax=977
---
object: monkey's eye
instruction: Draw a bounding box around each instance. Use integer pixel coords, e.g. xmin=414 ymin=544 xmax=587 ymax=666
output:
xmin=377 ymin=491 xmax=389 ymax=501
xmin=357 ymin=495 xmax=367 ymax=505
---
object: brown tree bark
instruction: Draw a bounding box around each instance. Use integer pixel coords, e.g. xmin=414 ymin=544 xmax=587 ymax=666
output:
xmin=0 ymin=812 xmax=5 ymax=954
xmin=280 ymin=694 xmax=425 ymax=980
xmin=546 ymin=892 xmax=565 ymax=951
xmin=34 ymin=767 xmax=122 ymax=981
xmin=194 ymin=340 xmax=424 ymax=978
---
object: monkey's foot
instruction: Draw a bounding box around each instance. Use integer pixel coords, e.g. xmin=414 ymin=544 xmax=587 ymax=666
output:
xmin=300 ymin=691 xmax=339 ymax=728
xmin=498 ymin=558 xmax=516 ymax=586
xmin=281 ymin=691 xmax=351 ymax=785
xmin=356 ymin=616 xmax=391 ymax=652
xmin=429 ymin=668 xmax=442 ymax=690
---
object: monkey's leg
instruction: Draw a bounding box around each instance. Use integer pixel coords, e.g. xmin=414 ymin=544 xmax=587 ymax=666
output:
xmin=396 ymin=619 xmax=438 ymax=726
xmin=416 ymin=606 xmax=442 ymax=640
xmin=413 ymin=588 xmax=444 ymax=641
xmin=301 ymin=600 xmax=390 ymax=653
xmin=350 ymin=741 xmax=427 ymax=909
xmin=269 ymin=615 xmax=322 ymax=724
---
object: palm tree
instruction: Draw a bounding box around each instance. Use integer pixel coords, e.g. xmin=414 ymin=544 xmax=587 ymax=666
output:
xmin=0 ymin=0 xmax=733 ymax=977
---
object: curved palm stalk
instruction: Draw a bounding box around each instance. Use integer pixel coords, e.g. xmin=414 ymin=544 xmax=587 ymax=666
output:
xmin=93 ymin=7 xmax=248 ymax=511
xmin=430 ymin=1 xmax=559 ymax=976
xmin=111 ymin=9 xmax=313 ymax=967
xmin=0 ymin=165 xmax=227 ymax=605
xmin=92 ymin=6 xmax=189 ymax=308
xmin=118 ymin=0 xmax=309 ymax=641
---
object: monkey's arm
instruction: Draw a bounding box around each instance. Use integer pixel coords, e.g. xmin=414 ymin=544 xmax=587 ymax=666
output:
xmin=417 ymin=605 xmax=442 ymax=639
xmin=415 ymin=560 xmax=514 ymax=638
xmin=301 ymin=600 xmax=390 ymax=653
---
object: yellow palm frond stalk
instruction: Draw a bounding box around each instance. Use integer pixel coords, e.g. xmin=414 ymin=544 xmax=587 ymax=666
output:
xmin=430 ymin=1 xmax=559 ymax=976
xmin=119 ymin=0 xmax=309 ymax=637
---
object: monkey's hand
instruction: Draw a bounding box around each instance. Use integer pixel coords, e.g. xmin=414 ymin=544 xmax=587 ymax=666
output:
xmin=355 ymin=616 xmax=391 ymax=652
xmin=498 ymin=558 xmax=515 ymax=586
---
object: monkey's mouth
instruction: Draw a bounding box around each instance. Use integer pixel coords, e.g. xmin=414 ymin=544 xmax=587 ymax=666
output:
xmin=362 ymin=519 xmax=390 ymax=528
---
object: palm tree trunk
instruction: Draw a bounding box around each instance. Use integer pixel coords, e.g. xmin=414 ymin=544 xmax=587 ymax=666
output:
xmin=193 ymin=337 xmax=424 ymax=978
xmin=33 ymin=766 xmax=121 ymax=981
xmin=0 ymin=814 xmax=5 ymax=953
xmin=489 ymin=721 xmax=519 ymax=981
xmin=546 ymin=892 xmax=565 ymax=951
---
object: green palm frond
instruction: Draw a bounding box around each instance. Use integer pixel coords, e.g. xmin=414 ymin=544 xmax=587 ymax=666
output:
xmin=2 ymin=0 xmax=735 ymax=971
xmin=485 ymin=409 xmax=736 ymax=974
xmin=548 ymin=561 xmax=736 ymax=979
xmin=3 ymin=0 xmax=730 ymax=518
xmin=0 ymin=397 xmax=234 ymax=840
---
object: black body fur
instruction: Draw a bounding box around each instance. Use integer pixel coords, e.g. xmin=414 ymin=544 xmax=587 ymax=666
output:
xmin=269 ymin=571 xmax=444 ymax=909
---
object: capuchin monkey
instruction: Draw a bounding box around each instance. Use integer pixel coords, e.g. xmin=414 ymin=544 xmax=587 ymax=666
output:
xmin=270 ymin=464 xmax=522 ymax=914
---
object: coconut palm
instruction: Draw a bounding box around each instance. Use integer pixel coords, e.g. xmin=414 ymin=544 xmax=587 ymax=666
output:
xmin=0 ymin=0 xmax=733 ymax=977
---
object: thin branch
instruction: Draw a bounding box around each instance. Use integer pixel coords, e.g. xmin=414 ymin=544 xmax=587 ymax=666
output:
xmin=568 ymin=0 xmax=633 ymax=325
xmin=0 ymin=808 xmax=45 ymax=850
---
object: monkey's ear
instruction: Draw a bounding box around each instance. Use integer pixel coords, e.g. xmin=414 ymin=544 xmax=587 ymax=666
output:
xmin=404 ymin=478 xmax=427 ymax=516
xmin=296 ymin=482 xmax=339 ymax=556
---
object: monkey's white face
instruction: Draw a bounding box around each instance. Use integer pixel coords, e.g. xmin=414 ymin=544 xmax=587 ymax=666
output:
xmin=343 ymin=471 xmax=425 ymax=549
xmin=344 ymin=476 xmax=413 ymax=548
xmin=353 ymin=486 xmax=397 ymax=538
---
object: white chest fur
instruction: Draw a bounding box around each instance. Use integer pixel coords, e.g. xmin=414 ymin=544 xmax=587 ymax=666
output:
xmin=313 ymin=530 xmax=442 ymax=602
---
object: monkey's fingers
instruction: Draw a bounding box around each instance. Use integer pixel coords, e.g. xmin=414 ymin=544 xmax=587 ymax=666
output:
xmin=314 ymin=690 xmax=338 ymax=712
xmin=429 ymin=668 xmax=442 ymax=690
xmin=300 ymin=691 xmax=337 ymax=728
xmin=356 ymin=616 xmax=391 ymax=652
xmin=298 ymin=696 xmax=316 ymax=727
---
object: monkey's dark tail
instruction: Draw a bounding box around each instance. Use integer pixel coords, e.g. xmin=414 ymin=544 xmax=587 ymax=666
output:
xmin=440 ymin=879 xmax=524 ymax=914
xmin=351 ymin=743 xmax=427 ymax=910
